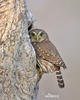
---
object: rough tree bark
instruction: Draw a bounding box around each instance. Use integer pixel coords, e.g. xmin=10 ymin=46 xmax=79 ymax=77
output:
xmin=0 ymin=0 xmax=40 ymax=100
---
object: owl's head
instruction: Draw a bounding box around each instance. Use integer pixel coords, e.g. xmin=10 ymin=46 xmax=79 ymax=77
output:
xmin=29 ymin=29 xmax=48 ymax=43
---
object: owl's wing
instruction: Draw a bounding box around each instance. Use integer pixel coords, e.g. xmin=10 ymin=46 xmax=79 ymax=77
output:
xmin=35 ymin=39 xmax=66 ymax=69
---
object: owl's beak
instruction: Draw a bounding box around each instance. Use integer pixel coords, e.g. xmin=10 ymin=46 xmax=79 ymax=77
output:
xmin=36 ymin=35 xmax=39 ymax=41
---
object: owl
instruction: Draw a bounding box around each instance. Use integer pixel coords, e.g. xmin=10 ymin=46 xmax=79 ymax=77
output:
xmin=29 ymin=29 xmax=66 ymax=88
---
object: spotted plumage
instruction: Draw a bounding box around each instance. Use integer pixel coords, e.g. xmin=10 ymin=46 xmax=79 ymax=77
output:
xmin=29 ymin=29 xmax=66 ymax=88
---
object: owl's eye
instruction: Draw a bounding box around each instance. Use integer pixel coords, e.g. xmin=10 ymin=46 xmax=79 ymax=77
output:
xmin=40 ymin=33 xmax=44 ymax=36
xmin=31 ymin=33 xmax=35 ymax=36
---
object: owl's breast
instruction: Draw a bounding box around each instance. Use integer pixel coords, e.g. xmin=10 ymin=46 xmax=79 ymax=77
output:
xmin=33 ymin=40 xmax=66 ymax=69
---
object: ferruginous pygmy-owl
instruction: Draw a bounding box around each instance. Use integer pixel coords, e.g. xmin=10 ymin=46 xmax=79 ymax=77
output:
xmin=29 ymin=29 xmax=66 ymax=88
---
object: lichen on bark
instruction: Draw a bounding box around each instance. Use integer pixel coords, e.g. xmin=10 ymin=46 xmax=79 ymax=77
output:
xmin=0 ymin=0 xmax=39 ymax=100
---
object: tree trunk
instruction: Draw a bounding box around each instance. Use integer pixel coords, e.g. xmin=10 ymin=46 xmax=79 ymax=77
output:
xmin=0 ymin=0 xmax=39 ymax=100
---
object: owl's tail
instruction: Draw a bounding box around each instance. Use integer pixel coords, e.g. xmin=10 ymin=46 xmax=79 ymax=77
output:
xmin=56 ymin=70 xmax=65 ymax=88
